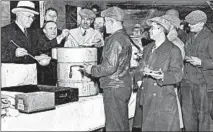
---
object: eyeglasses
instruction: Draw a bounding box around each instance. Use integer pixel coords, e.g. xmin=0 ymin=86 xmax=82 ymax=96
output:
xmin=20 ymin=12 xmax=35 ymax=20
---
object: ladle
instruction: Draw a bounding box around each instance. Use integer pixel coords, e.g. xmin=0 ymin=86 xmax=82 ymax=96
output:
xmin=10 ymin=40 xmax=50 ymax=66
xmin=10 ymin=40 xmax=37 ymax=60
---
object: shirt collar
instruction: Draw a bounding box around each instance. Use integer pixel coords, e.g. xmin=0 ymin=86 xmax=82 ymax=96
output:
xmin=79 ymin=27 xmax=92 ymax=34
xmin=15 ymin=21 xmax=25 ymax=33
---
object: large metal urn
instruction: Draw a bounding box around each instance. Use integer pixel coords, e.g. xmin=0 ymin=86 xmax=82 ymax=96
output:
xmin=52 ymin=48 xmax=98 ymax=96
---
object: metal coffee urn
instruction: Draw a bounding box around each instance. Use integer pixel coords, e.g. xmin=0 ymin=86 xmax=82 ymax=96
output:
xmin=52 ymin=48 xmax=99 ymax=96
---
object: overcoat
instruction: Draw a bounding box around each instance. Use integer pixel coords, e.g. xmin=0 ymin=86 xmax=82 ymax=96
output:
xmin=184 ymin=26 xmax=213 ymax=92
xmin=134 ymin=39 xmax=183 ymax=131
xmin=1 ymin=21 xmax=37 ymax=63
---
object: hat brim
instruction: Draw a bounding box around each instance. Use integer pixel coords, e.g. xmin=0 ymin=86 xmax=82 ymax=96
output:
xmin=146 ymin=17 xmax=170 ymax=31
xmin=146 ymin=17 xmax=161 ymax=26
xmin=12 ymin=8 xmax=39 ymax=15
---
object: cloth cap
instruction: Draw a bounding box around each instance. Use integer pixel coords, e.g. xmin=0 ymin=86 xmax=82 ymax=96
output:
xmin=79 ymin=9 xmax=96 ymax=19
xmin=12 ymin=1 xmax=39 ymax=15
xmin=185 ymin=10 xmax=207 ymax=25
xmin=101 ymin=6 xmax=125 ymax=21
xmin=161 ymin=14 xmax=180 ymax=28
xmin=166 ymin=9 xmax=179 ymax=18
xmin=146 ymin=16 xmax=171 ymax=31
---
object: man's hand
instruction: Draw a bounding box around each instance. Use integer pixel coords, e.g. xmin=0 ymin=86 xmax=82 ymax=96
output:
xmin=143 ymin=67 xmax=164 ymax=80
xmin=57 ymin=29 xmax=70 ymax=44
xmin=78 ymin=62 xmax=93 ymax=74
xmin=84 ymin=39 xmax=102 ymax=47
xmin=185 ymin=56 xmax=201 ymax=66
xmin=62 ymin=29 xmax=69 ymax=38
xmin=15 ymin=48 xmax=28 ymax=57
xmin=150 ymin=71 xmax=164 ymax=80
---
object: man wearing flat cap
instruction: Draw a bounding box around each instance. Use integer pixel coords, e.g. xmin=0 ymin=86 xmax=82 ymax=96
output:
xmin=64 ymin=8 xmax=104 ymax=47
xmin=1 ymin=1 xmax=42 ymax=63
xmin=180 ymin=10 xmax=213 ymax=131
xmin=80 ymin=6 xmax=132 ymax=131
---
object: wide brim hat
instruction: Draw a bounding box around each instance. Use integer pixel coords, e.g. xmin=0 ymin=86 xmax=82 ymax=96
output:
xmin=161 ymin=14 xmax=180 ymax=28
xmin=146 ymin=17 xmax=171 ymax=31
xmin=12 ymin=1 xmax=39 ymax=15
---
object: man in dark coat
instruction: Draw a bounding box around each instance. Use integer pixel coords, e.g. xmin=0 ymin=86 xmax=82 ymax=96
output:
xmin=181 ymin=10 xmax=213 ymax=131
xmin=36 ymin=7 xmax=62 ymax=39
xmin=1 ymin=1 xmax=40 ymax=63
xmin=81 ymin=7 xmax=132 ymax=131
xmin=36 ymin=21 xmax=68 ymax=85
xmin=133 ymin=16 xmax=183 ymax=131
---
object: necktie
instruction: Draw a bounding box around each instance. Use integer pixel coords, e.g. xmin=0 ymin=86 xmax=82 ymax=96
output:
xmin=82 ymin=30 xmax=87 ymax=36
xmin=24 ymin=29 xmax=28 ymax=37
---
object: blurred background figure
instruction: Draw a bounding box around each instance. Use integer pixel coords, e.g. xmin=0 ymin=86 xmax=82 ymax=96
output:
xmin=161 ymin=14 xmax=185 ymax=58
xmin=91 ymin=4 xmax=101 ymax=17
xmin=130 ymin=24 xmax=144 ymax=68
xmin=94 ymin=17 xmax=105 ymax=37
xmin=44 ymin=7 xmax=58 ymax=22
xmin=166 ymin=9 xmax=188 ymax=44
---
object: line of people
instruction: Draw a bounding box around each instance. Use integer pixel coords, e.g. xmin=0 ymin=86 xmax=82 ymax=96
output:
xmin=80 ymin=7 xmax=213 ymax=132
xmin=130 ymin=9 xmax=213 ymax=132
xmin=1 ymin=1 xmax=213 ymax=131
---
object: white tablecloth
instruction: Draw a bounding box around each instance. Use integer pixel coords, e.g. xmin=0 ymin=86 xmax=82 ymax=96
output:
xmin=2 ymin=93 xmax=136 ymax=131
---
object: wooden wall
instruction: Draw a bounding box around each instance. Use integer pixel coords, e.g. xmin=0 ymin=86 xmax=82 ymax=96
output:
xmin=1 ymin=1 xmax=213 ymax=33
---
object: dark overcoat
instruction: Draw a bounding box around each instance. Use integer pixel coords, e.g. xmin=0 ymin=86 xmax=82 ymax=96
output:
xmin=1 ymin=21 xmax=37 ymax=63
xmin=134 ymin=39 xmax=183 ymax=131
xmin=184 ymin=26 xmax=213 ymax=92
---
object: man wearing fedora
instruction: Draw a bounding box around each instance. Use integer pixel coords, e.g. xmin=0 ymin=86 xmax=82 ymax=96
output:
xmin=180 ymin=10 xmax=213 ymax=131
xmin=132 ymin=15 xmax=183 ymax=131
xmin=64 ymin=8 xmax=104 ymax=48
xmin=2 ymin=1 xmax=41 ymax=63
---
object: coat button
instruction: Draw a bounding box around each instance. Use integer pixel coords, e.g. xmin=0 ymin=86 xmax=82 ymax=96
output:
xmin=153 ymin=93 xmax=156 ymax=96
xmin=153 ymin=83 xmax=157 ymax=86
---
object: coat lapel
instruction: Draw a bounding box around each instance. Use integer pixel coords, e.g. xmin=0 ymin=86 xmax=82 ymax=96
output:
xmin=143 ymin=42 xmax=155 ymax=62
xmin=152 ymin=39 xmax=173 ymax=66
xmin=13 ymin=22 xmax=31 ymax=53
xmin=194 ymin=27 xmax=210 ymax=51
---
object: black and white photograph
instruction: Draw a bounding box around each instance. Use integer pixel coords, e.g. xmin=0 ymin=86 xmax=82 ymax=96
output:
xmin=1 ymin=0 xmax=213 ymax=131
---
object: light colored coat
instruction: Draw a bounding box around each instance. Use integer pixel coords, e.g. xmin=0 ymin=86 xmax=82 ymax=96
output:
xmin=64 ymin=27 xmax=104 ymax=47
